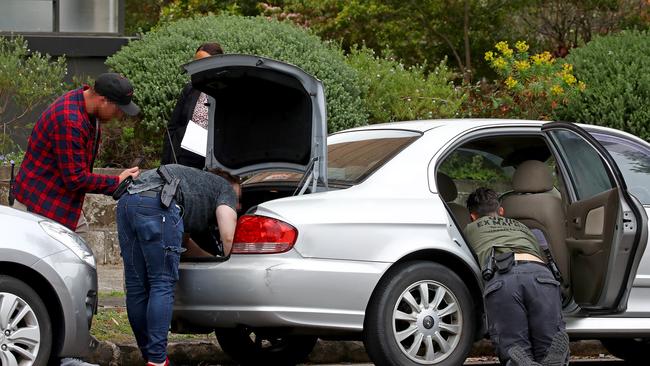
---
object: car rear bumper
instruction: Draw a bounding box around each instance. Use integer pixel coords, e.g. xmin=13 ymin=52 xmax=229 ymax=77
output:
xmin=172 ymin=251 xmax=390 ymax=334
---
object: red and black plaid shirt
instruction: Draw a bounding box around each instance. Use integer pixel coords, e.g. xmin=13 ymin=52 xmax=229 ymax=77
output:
xmin=14 ymin=87 xmax=119 ymax=230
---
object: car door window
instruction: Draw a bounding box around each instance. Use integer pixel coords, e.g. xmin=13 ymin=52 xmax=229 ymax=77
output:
xmin=548 ymin=130 xmax=615 ymax=201
xmin=591 ymin=132 xmax=650 ymax=205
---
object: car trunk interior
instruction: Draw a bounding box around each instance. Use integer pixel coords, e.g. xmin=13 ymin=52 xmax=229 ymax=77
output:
xmin=179 ymin=177 xmax=309 ymax=262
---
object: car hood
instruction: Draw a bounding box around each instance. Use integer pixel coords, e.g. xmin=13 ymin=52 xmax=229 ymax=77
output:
xmin=183 ymin=54 xmax=327 ymax=180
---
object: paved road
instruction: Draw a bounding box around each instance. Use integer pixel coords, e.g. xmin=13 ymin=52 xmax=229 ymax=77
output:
xmin=307 ymin=361 xmax=624 ymax=366
xmin=464 ymin=361 xmax=623 ymax=365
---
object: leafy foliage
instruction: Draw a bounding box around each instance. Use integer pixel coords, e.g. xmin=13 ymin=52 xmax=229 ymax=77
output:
xmin=513 ymin=0 xmax=650 ymax=54
xmin=106 ymin=15 xmax=367 ymax=164
xmin=346 ymin=47 xmax=464 ymax=123
xmin=439 ymin=154 xmax=509 ymax=183
xmin=558 ymin=30 xmax=650 ymax=140
xmin=0 ymin=35 xmax=67 ymax=155
xmin=463 ymin=40 xmax=584 ymax=120
xmin=263 ymin=0 xmax=537 ymax=81
xmin=125 ymin=0 xmax=166 ymax=35
xmin=159 ymin=0 xmax=263 ymax=22
xmin=122 ymin=1 xmax=649 ymax=80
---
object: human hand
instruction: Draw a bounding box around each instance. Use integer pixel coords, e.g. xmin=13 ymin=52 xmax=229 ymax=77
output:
xmin=118 ymin=166 xmax=140 ymax=183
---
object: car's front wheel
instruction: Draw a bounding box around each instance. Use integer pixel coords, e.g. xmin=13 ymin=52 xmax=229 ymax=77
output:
xmin=0 ymin=275 xmax=52 ymax=366
xmin=364 ymin=261 xmax=475 ymax=366
xmin=601 ymin=337 xmax=650 ymax=364
xmin=216 ymin=327 xmax=317 ymax=366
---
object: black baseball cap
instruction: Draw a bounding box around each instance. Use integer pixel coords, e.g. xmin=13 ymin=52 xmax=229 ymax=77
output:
xmin=94 ymin=73 xmax=140 ymax=116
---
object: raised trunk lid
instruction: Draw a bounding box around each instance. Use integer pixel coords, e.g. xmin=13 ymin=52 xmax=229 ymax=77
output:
xmin=183 ymin=54 xmax=327 ymax=185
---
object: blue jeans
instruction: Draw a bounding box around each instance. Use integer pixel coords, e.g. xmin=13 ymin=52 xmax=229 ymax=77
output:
xmin=116 ymin=192 xmax=184 ymax=363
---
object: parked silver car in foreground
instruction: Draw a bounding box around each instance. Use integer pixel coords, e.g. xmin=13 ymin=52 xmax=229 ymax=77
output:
xmin=171 ymin=55 xmax=650 ymax=365
xmin=0 ymin=207 xmax=98 ymax=365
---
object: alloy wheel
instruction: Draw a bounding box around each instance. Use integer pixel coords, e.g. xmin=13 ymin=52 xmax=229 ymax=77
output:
xmin=0 ymin=292 xmax=41 ymax=366
xmin=392 ymin=280 xmax=462 ymax=364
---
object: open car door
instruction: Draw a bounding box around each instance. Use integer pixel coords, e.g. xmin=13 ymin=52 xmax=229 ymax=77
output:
xmin=542 ymin=122 xmax=648 ymax=314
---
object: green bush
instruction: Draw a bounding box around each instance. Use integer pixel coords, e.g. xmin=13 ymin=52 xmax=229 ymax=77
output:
xmin=462 ymin=40 xmax=584 ymax=120
xmin=0 ymin=35 xmax=67 ymax=155
xmin=559 ymin=30 xmax=650 ymax=140
xmin=346 ymin=47 xmax=464 ymax=123
xmin=106 ymin=14 xmax=367 ymax=161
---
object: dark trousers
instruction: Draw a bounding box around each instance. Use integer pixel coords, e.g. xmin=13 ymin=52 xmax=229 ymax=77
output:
xmin=483 ymin=261 xmax=565 ymax=364
xmin=116 ymin=192 xmax=184 ymax=363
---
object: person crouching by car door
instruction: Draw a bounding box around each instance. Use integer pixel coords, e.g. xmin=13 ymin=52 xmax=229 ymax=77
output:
xmin=464 ymin=188 xmax=569 ymax=366
xmin=115 ymin=164 xmax=240 ymax=366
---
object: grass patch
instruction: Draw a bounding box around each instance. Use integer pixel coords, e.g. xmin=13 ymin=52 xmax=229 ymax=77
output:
xmin=98 ymin=290 xmax=125 ymax=299
xmin=91 ymin=307 xmax=212 ymax=343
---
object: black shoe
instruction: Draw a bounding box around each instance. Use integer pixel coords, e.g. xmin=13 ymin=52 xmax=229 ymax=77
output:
xmin=508 ymin=345 xmax=542 ymax=366
xmin=542 ymin=331 xmax=570 ymax=366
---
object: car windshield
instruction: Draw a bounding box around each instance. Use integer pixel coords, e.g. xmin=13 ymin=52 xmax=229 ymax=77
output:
xmin=327 ymin=129 xmax=421 ymax=185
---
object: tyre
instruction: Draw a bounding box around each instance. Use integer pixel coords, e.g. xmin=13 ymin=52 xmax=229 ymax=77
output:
xmin=363 ymin=261 xmax=475 ymax=366
xmin=0 ymin=275 xmax=52 ymax=366
xmin=216 ymin=327 xmax=317 ymax=366
xmin=601 ymin=338 xmax=650 ymax=365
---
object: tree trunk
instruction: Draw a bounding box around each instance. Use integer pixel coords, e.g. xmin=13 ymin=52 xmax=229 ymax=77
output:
xmin=463 ymin=0 xmax=472 ymax=84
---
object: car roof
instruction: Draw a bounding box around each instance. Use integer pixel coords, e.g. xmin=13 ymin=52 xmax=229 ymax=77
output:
xmin=337 ymin=118 xmax=545 ymax=134
xmin=338 ymin=119 xmax=648 ymax=146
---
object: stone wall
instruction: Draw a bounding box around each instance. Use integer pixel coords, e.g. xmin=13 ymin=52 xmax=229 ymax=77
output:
xmin=0 ymin=167 xmax=123 ymax=264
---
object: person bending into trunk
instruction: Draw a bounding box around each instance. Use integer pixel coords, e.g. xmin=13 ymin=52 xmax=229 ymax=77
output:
xmin=464 ymin=187 xmax=568 ymax=366
xmin=115 ymin=164 xmax=240 ymax=366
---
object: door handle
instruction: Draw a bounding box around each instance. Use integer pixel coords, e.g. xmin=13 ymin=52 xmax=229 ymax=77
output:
xmin=572 ymin=217 xmax=582 ymax=229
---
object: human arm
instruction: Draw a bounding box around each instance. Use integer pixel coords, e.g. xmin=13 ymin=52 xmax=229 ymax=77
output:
xmin=216 ymin=204 xmax=237 ymax=256
xmin=53 ymin=114 xmax=122 ymax=194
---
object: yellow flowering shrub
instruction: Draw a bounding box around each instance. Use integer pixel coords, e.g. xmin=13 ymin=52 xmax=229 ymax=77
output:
xmin=463 ymin=40 xmax=585 ymax=120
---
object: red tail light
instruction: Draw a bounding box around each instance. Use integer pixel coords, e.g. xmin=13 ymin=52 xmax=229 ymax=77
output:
xmin=232 ymin=215 xmax=298 ymax=254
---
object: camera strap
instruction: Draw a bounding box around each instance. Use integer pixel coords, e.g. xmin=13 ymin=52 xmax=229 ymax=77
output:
xmin=165 ymin=127 xmax=178 ymax=164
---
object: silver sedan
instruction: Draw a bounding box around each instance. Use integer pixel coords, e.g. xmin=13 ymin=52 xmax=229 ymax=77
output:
xmin=173 ymin=118 xmax=650 ymax=366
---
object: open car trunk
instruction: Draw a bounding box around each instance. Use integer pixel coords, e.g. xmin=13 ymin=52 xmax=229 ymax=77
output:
xmin=180 ymin=55 xmax=328 ymax=259
xmin=184 ymin=54 xmax=327 ymax=180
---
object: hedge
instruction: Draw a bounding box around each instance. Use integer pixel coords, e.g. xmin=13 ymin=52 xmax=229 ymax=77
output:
xmin=559 ymin=30 xmax=650 ymax=140
xmin=107 ymin=15 xmax=367 ymax=138
xmin=346 ymin=47 xmax=463 ymax=123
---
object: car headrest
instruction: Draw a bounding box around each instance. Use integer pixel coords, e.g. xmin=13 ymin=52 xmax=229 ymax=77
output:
xmin=513 ymin=160 xmax=554 ymax=193
xmin=437 ymin=172 xmax=458 ymax=202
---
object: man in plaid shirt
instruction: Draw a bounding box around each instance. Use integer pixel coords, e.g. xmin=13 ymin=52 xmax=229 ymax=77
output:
xmin=13 ymin=73 xmax=141 ymax=232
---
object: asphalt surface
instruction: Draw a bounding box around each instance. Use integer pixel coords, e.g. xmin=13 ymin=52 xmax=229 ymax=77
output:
xmin=461 ymin=355 xmax=625 ymax=365
xmin=305 ymin=361 xmax=625 ymax=366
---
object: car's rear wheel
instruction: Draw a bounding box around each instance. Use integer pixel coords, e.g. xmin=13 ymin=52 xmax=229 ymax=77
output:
xmin=601 ymin=337 xmax=650 ymax=365
xmin=0 ymin=275 xmax=52 ymax=366
xmin=216 ymin=327 xmax=317 ymax=366
xmin=364 ymin=261 xmax=475 ymax=366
